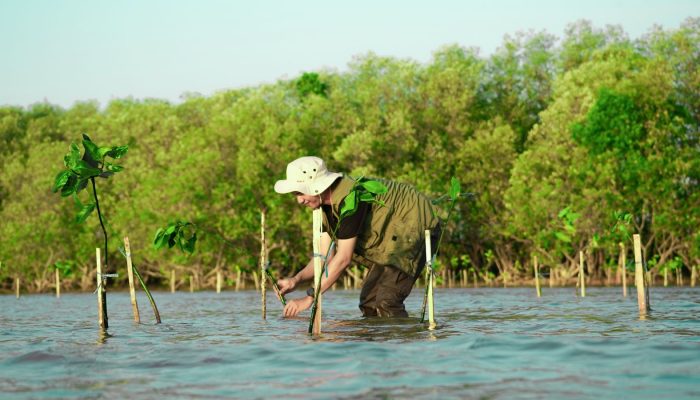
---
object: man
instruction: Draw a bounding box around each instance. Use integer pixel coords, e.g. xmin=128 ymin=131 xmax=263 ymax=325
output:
xmin=274 ymin=156 xmax=440 ymax=318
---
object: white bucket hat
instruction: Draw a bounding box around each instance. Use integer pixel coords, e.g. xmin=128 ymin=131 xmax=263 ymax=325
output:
xmin=274 ymin=156 xmax=342 ymax=195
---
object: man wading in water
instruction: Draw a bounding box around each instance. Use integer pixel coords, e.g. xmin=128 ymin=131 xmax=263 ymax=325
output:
xmin=275 ymin=156 xmax=440 ymax=318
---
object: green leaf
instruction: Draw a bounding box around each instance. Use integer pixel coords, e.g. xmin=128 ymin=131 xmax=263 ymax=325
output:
xmin=184 ymin=232 xmax=197 ymax=253
xmin=60 ymin=174 xmax=79 ymax=197
xmin=73 ymin=160 xmax=102 ymax=179
xmin=360 ymin=180 xmax=387 ymax=194
xmin=63 ymin=143 xmax=81 ymax=169
xmin=554 ymin=232 xmax=571 ymax=243
xmin=53 ymin=170 xmax=73 ymax=193
xmin=359 ymin=192 xmax=375 ymax=203
xmin=340 ymin=190 xmax=358 ymax=218
xmin=104 ymin=163 xmax=124 ymax=173
xmin=76 ymin=178 xmax=89 ymax=193
xmin=105 ymin=145 xmax=129 ymax=159
xmin=449 ymin=177 xmax=461 ymax=201
xmin=82 ymin=139 xmax=101 ymax=164
xmin=75 ymin=202 xmax=96 ymax=224
xmin=557 ymin=206 xmax=571 ymax=219
xmin=153 ymin=228 xmax=165 ymax=249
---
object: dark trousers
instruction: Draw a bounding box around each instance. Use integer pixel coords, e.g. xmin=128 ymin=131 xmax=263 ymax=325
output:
xmin=358 ymin=226 xmax=440 ymax=318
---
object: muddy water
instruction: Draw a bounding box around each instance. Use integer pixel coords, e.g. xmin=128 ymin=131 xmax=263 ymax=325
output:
xmin=1 ymin=287 xmax=699 ymax=399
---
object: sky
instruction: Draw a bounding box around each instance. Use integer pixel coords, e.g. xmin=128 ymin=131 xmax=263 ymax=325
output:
xmin=1 ymin=0 xmax=698 ymax=109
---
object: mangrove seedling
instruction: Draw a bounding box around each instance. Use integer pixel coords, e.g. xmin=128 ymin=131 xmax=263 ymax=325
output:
xmin=52 ymin=133 xmax=129 ymax=329
xmin=420 ymin=177 xmax=463 ymax=323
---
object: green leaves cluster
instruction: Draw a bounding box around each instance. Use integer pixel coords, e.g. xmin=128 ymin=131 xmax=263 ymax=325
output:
xmin=153 ymin=221 xmax=198 ymax=254
xmin=52 ymin=134 xmax=128 ymax=223
xmin=339 ymin=177 xmax=388 ymax=220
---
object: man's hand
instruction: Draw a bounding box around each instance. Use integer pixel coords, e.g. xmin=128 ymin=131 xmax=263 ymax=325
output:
xmin=283 ymin=296 xmax=314 ymax=318
xmin=277 ymin=276 xmax=299 ymax=295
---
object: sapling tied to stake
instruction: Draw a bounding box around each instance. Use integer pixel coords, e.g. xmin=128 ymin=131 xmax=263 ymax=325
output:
xmin=53 ymin=134 xmax=129 ymax=329
xmin=420 ymin=177 xmax=464 ymax=324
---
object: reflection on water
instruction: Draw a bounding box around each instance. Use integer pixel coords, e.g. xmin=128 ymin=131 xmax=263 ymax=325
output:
xmin=1 ymin=287 xmax=699 ymax=399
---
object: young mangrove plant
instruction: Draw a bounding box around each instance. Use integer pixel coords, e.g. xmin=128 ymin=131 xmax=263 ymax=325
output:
xmin=52 ymin=134 xmax=128 ymax=329
xmin=308 ymin=176 xmax=387 ymax=334
xmin=420 ymin=177 xmax=463 ymax=324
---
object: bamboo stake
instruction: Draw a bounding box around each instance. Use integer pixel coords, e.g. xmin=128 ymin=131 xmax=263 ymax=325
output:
xmin=534 ymin=255 xmax=541 ymax=297
xmin=15 ymin=277 xmax=19 ymax=299
xmin=620 ymin=243 xmax=627 ymax=297
xmin=692 ymin=266 xmax=697 ymax=287
xmin=55 ymin=269 xmax=61 ymax=298
xmin=96 ymin=248 xmax=107 ymax=329
xmin=633 ymin=234 xmax=650 ymax=315
xmin=311 ymin=208 xmax=323 ymax=335
xmin=123 ymin=237 xmax=140 ymax=323
xmin=235 ymin=269 xmax=241 ymax=291
xmin=216 ymin=270 xmax=222 ymax=294
xmin=170 ymin=269 xmax=175 ymax=293
xmin=425 ymin=230 xmax=436 ymax=329
xmin=579 ymin=251 xmax=586 ymax=297
xmin=189 ymin=275 xmax=194 ymax=293
xmin=260 ymin=209 xmax=267 ymax=319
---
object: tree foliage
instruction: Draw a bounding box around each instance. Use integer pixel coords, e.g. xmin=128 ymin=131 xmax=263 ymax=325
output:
xmin=1 ymin=19 xmax=698 ymax=291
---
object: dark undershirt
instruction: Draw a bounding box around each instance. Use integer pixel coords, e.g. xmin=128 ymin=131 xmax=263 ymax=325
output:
xmin=322 ymin=200 xmax=369 ymax=240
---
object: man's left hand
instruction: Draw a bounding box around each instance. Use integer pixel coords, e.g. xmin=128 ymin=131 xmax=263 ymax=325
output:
xmin=283 ymin=296 xmax=314 ymax=318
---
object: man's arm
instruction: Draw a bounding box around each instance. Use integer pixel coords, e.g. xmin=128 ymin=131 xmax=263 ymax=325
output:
xmin=277 ymin=232 xmax=334 ymax=295
xmin=282 ymin=233 xmax=356 ymax=317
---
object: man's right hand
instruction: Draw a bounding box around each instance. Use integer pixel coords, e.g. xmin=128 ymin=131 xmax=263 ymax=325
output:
xmin=277 ymin=276 xmax=298 ymax=295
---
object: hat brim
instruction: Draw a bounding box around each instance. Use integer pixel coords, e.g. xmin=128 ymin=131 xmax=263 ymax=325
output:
xmin=274 ymin=172 xmax=342 ymax=195
xmin=274 ymin=180 xmax=308 ymax=194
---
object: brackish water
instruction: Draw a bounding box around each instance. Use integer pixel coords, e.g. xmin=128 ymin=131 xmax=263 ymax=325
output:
xmin=1 ymin=287 xmax=699 ymax=399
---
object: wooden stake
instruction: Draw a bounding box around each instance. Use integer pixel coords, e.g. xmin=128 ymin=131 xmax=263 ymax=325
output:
xmin=123 ymin=237 xmax=140 ymax=323
xmin=425 ymin=230 xmax=436 ymax=329
xmin=96 ymin=248 xmax=108 ymax=329
xmin=55 ymin=269 xmax=61 ymax=298
xmin=189 ymin=275 xmax=194 ymax=293
xmin=311 ymin=208 xmax=323 ymax=335
xmin=579 ymin=251 xmax=586 ymax=297
xmin=216 ymin=270 xmax=222 ymax=294
xmin=260 ymin=209 xmax=267 ymax=319
xmin=633 ymin=234 xmax=650 ymax=314
xmin=619 ymin=243 xmax=627 ymax=297
xmin=691 ymin=265 xmax=697 ymax=288
xmin=15 ymin=277 xmax=19 ymax=299
xmin=170 ymin=269 xmax=175 ymax=293
xmin=534 ymin=255 xmax=541 ymax=297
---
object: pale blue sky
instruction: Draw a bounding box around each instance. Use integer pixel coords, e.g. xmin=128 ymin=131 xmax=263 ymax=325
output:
xmin=1 ymin=0 xmax=698 ymax=108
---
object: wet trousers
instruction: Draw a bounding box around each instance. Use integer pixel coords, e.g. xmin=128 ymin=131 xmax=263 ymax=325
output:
xmin=358 ymin=226 xmax=440 ymax=318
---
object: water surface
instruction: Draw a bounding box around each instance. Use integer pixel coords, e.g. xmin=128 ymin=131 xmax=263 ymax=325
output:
xmin=1 ymin=287 xmax=699 ymax=399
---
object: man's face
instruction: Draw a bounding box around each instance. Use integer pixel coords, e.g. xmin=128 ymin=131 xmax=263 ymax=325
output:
xmin=293 ymin=192 xmax=321 ymax=209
